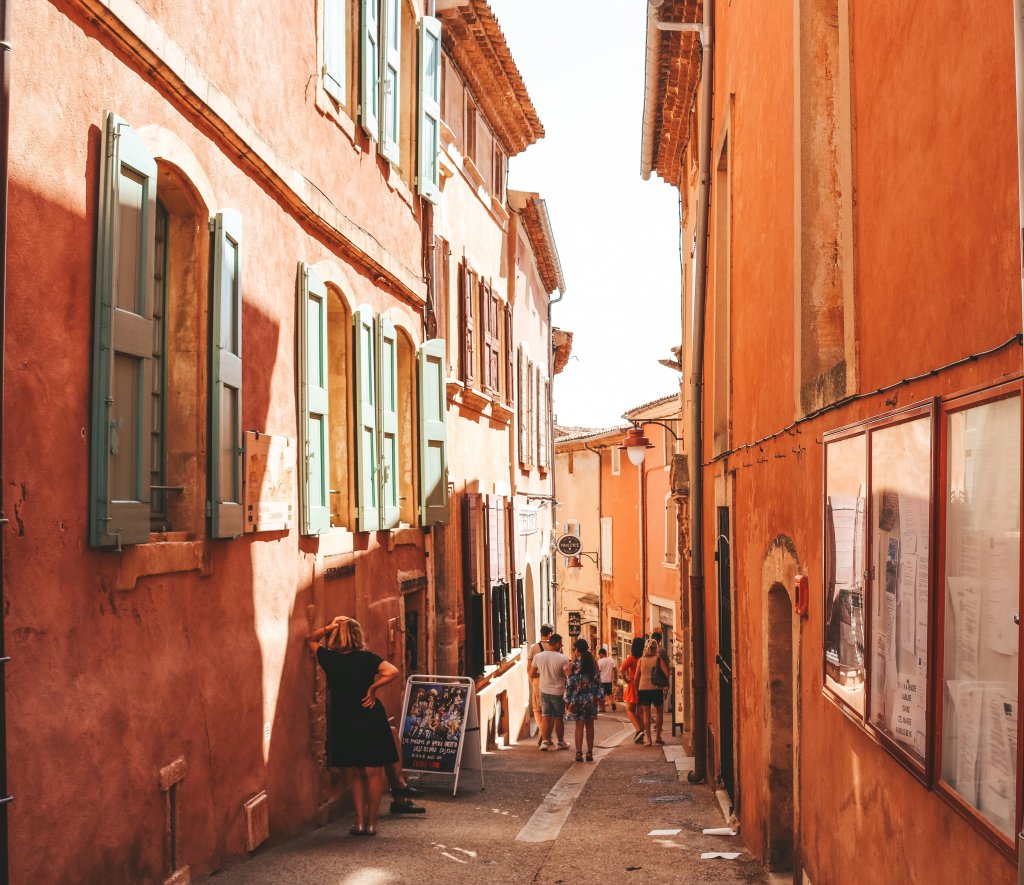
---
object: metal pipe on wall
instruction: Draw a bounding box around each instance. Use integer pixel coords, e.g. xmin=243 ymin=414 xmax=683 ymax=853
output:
xmin=0 ymin=0 xmax=11 ymax=873
xmin=687 ymin=0 xmax=714 ymax=786
xmin=582 ymin=442 xmax=603 ymax=650
xmin=1013 ymin=0 xmax=1024 ymax=339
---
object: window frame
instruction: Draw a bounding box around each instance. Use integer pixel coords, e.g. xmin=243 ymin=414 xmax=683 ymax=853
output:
xmin=933 ymin=378 xmax=1024 ymax=857
xmin=821 ymin=399 xmax=937 ymax=784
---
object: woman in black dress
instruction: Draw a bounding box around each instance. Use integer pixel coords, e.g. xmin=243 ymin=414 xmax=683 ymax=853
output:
xmin=306 ymin=616 xmax=399 ymax=835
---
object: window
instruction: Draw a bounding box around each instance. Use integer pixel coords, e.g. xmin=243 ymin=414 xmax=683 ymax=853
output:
xmin=611 ymin=445 xmax=621 ymax=476
xmin=493 ymin=146 xmax=506 ymax=202
xmin=326 ymin=283 xmax=354 ymax=529
xmin=503 ymin=303 xmax=515 ymax=407
xmin=537 ymin=373 xmax=550 ymax=471
xmin=480 ymin=278 xmax=499 ymax=394
xmin=417 ymin=14 xmax=442 ymax=202
xmin=517 ymin=347 xmax=534 ymax=467
xmin=938 ymin=386 xmax=1020 ymax=842
xmin=600 ymin=517 xmax=613 ymax=578
xmin=91 ymin=113 xmax=242 ymax=547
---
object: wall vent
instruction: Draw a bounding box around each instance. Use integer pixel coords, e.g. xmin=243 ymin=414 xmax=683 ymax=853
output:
xmin=244 ymin=790 xmax=269 ymax=851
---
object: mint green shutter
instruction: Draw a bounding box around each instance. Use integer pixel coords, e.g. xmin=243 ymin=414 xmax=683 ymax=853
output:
xmin=418 ymin=338 xmax=449 ymax=525
xmin=324 ymin=0 xmax=346 ymax=103
xmin=209 ymin=210 xmax=244 ymax=538
xmin=90 ymin=112 xmax=157 ymax=547
xmin=360 ymin=0 xmax=380 ymax=138
xmin=380 ymin=0 xmax=401 ymax=163
xmin=299 ymin=263 xmax=331 ymax=535
xmin=354 ymin=305 xmax=379 ymax=530
xmin=378 ymin=314 xmax=400 ymax=528
xmin=417 ymin=16 xmax=442 ymax=202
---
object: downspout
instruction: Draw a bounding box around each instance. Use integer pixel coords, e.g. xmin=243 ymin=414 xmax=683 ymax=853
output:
xmin=1014 ymin=0 xmax=1024 ymax=337
xmin=548 ymin=287 xmax=563 ymax=629
xmin=687 ymin=0 xmax=714 ymax=786
xmin=583 ymin=442 xmax=602 ymax=649
xmin=639 ymin=454 xmax=648 ymax=634
xmin=0 ymin=0 xmax=11 ymax=872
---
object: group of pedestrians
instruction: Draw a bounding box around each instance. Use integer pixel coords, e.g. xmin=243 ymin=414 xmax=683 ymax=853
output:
xmin=528 ymin=625 xmax=672 ymax=760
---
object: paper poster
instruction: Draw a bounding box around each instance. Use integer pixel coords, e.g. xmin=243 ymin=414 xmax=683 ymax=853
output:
xmin=899 ymin=553 xmax=917 ymax=656
xmin=979 ymin=688 xmax=1017 ymax=834
xmin=830 ymin=495 xmax=858 ymax=585
xmin=892 ymin=674 xmax=924 ymax=748
xmin=982 ymin=534 xmax=1019 ymax=656
xmin=914 ymin=558 xmax=929 ymax=658
xmin=949 ymin=577 xmax=981 ymax=680
xmin=955 ymin=682 xmax=984 ymax=806
xmin=401 ymin=682 xmax=470 ymax=773
xmin=244 ymin=432 xmax=296 ymax=532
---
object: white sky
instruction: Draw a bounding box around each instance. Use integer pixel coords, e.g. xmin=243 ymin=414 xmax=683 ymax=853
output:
xmin=489 ymin=0 xmax=683 ymax=428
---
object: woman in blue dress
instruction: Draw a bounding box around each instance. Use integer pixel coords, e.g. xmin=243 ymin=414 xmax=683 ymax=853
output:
xmin=563 ymin=638 xmax=603 ymax=762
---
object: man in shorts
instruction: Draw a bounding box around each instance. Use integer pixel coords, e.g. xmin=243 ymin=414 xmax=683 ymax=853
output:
xmin=527 ymin=625 xmax=553 ymax=743
xmin=529 ymin=633 xmax=570 ymax=750
xmin=597 ymin=647 xmax=617 ymax=712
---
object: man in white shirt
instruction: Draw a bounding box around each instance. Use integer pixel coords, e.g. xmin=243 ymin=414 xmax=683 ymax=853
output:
xmin=527 ymin=625 xmax=553 ymax=743
xmin=528 ymin=633 xmax=570 ymax=750
xmin=597 ymin=647 xmax=617 ymax=712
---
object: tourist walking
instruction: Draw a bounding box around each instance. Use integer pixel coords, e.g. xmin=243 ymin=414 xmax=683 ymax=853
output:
xmin=619 ymin=636 xmax=646 ymax=743
xmin=529 ymin=632 xmax=570 ymax=750
xmin=564 ymin=639 xmax=602 ymax=761
xmin=636 ymin=638 xmax=671 ymax=746
xmin=650 ymin=630 xmax=672 ymax=744
xmin=596 ymin=647 xmax=617 ymax=712
xmin=527 ymin=625 xmax=553 ymax=743
xmin=306 ymin=615 xmax=400 ymax=836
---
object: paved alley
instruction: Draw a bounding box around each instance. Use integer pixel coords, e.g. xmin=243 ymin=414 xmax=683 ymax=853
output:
xmin=203 ymin=716 xmax=767 ymax=885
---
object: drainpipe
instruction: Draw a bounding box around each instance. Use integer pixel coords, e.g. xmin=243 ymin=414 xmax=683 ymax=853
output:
xmin=687 ymin=0 xmax=715 ymax=786
xmin=548 ymin=288 xmax=563 ymax=627
xmin=0 ymin=0 xmax=11 ymax=872
xmin=583 ymin=442 xmax=602 ymax=649
xmin=639 ymin=454 xmax=648 ymax=634
xmin=1014 ymin=0 xmax=1024 ymax=336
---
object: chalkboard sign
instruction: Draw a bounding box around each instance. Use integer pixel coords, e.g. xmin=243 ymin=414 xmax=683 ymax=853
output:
xmin=400 ymin=675 xmax=483 ymax=795
xmin=568 ymin=611 xmax=582 ymax=637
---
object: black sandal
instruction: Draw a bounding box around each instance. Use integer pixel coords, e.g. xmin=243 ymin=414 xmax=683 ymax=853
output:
xmin=349 ymin=825 xmax=365 ymax=836
xmin=585 ymin=752 xmax=594 ymax=762
xmin=575 ymin=751 xmax=583 ymax=762
xmin=364 ymin=827 xmax=377 ymax=836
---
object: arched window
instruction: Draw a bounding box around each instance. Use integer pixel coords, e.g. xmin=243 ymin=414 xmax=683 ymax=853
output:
xmin=395 ymin=326 xmax=418 ymax=526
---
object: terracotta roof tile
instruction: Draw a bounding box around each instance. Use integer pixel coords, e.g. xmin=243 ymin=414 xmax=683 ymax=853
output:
xmin=438 ymin=0 xmax=544 ymax=156
xmin=509 ymin=191 xmax=565 ymax=294
xmin=647 ymin=0 xmax=702 ymax=187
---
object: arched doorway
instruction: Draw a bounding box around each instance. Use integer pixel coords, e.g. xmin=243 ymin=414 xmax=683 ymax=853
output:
xmin=762 ymin=536 xmax=801 ymax=874
xmin=767 ymin=582 xmax=794 ymax=871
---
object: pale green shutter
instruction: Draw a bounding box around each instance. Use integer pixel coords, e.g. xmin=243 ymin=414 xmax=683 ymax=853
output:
xmin=324 ymin=0 xmax=346 ymax=103
xmin=90 ymin=112 xmax=157 ymax=548
xmin=299 ymin=263 xmax=331 ymax=535
xmin=378 ymin=314 xmax=400 ymax=528
xmin=209 ymin=210 xmax=244 ymax=538
xmin=418 ymin=338 xmax=449 ymax=525
xmin=354 ymin=305 xmax=379 ymax=530
xmin=360 ymin=0 xmax=380 ymax=138
xmin=417 ymin=16 xmax=442 ymax=202
xmin=380 ymin=0 xmax=401 ymax=163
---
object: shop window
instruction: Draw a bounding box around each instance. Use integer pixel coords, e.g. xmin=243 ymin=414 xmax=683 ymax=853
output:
xmin=938 ymin=386 xmax=1021 ymax=843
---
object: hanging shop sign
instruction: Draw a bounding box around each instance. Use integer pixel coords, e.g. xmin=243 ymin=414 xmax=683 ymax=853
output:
xmin=556 ymin=533 xmax=583 ymax=556
xmin=568 ymin=610 xmax=582 ymax=637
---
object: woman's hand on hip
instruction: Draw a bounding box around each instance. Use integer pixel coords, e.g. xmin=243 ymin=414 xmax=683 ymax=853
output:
xmin=361 ymin=688 xmax=377 ymax=708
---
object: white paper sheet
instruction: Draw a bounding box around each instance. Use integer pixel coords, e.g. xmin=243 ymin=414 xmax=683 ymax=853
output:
xmin=914 ymin=556 xmax=929 ymax=658
xmin=955 ymin=682 xmax=984 ymax=806
xmin=899 ymin=553 xmax=917 ymax=656
xmin=982 ymin=534 xmax=1019 ymax=656
xmin=979 ymin=688 xmax=1016 ymax=833
xmin=949 ymin=577 xmax=981 ymax=680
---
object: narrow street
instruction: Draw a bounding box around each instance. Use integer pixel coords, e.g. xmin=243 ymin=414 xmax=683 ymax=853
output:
xmin=204 ymin=718 xmax=766 ymax=885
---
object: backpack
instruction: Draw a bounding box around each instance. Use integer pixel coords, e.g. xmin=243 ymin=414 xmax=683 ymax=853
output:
xmin=651 ymin=653 xmax=670 ymax=687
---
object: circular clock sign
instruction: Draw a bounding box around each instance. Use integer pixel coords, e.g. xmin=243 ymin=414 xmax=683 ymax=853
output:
xmin=556 ymin=534 xmax=583 ymax=556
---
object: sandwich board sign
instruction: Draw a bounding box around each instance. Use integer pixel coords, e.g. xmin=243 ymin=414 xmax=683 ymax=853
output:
xmin=400 ymin=675 xmax=484 ymax=795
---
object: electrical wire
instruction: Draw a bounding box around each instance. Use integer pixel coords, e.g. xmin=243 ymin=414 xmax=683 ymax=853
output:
xmin=703 ymin=332 xmax=1024 ymax=468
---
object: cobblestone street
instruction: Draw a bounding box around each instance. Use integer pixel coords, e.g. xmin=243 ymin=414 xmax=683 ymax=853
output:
xmin=204 ymin=717 xmax=767 ymax=885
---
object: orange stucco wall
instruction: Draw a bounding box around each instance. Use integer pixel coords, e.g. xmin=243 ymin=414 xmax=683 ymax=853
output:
xmin=691 ymin=0 xmax=1022 ymax=882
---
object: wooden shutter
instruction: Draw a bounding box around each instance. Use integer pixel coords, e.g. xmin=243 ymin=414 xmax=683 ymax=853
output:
xmin=479 ymin=279 xmax=492 ymax=392
xmin=417 ymin=15 xmax=442 ymax=202
xmin=526 ymin=359 xmax=535 ymax=466
xmin=484 ymin=285 xmax=500 ymax=394
xmin=418 ymin=338 xmax=449 ymax=525
xmin=209 ymin=209 xmax=244 ymax=539
xmin=323 ymin=0 xmax=346 ymax=103
xmin=90 ymin=113 xmax=157 ymax=547
xmin=537 ymin=374 xmax=549 ymax=470
xmin=380 ymin=0 xmax=401 ymax=164
xmin=354 ymin=305 xmax=379 ymax=531
xmin=378 ymin=313 xmax=400 ymax=529
xmin=463 ymin=492 xmax=481 ymax=594
xmin=517 ymin=347 xmax=527 ymax=463
xmin=360 ymin=0 xmax=379 ymax=138
xmin=298 ymin=263 xmax=331 ymax=535
xmin=504 ymin=303 xmax=514 ymax=406
xmin=459 ymin=261 xmax=475 ymax=387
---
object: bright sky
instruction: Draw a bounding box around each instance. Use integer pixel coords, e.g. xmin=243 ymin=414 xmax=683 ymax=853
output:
xmin=490 ymin=0 xmax=683 ymax=429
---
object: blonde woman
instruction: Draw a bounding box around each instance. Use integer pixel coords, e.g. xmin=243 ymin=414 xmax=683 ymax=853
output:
xmin=306 ymin=616 xmax=399 ymax=836
xmin=635 ymin=638 xmax=671 ymax=746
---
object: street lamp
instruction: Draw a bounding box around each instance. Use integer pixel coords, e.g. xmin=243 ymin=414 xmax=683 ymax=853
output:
xmin=565 ymin=552 xmax=599 ymax=577
xmin=620 ymin=419 xmax=681 ymax=466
